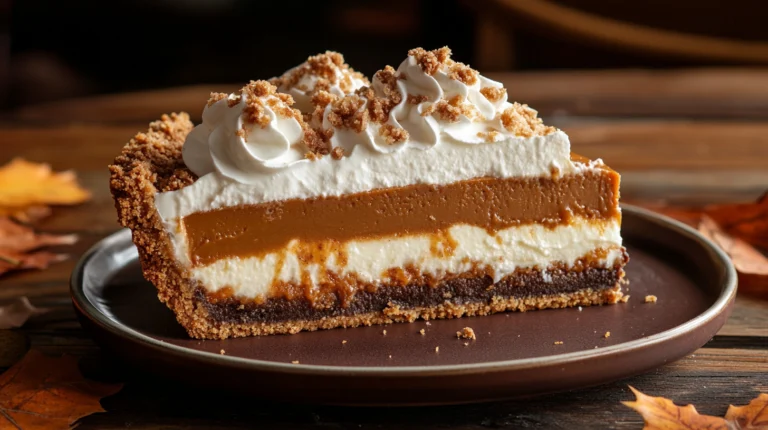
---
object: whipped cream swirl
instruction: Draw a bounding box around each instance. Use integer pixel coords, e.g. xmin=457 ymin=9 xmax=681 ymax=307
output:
xmin=182 ymin=81 xmax=308 ymax=182
xmin=271 ymin=51 xmax=369 ymax=114
xmin=317 ymin=47 xmax=553 ymax=155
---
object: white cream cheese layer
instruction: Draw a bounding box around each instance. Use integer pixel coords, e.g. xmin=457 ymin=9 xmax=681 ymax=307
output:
xmin=187 ymin=217 xmax=623 ymax=299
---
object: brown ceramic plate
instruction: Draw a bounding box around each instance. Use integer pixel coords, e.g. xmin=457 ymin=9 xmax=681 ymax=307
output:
xmin=71 ymin=205 xmax=736 ymax=405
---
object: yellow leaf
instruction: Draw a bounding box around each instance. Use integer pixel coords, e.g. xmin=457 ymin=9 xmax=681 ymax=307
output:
xmin=0 ymin=158 xmax=90 ymax=208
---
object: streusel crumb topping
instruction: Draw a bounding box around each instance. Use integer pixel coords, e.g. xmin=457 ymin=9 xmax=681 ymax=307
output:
xmin=379 ymin=123 xmax=409 ymax=145
xmin=409 ymin=47 xmax=452 ymax=75
xmin=207 ymin=92 xmax=227 ymax=107
xmin=500 ymin=103 xmax=556 ymax=137
xmin=270 ymin=51 xmax=369 ymax=96
xmin=480 ymin=87 xmax=506 ymax=103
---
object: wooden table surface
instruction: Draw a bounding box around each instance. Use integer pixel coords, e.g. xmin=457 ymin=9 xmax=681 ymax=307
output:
xmin=1 ymin=68 xmax=767 ymax=429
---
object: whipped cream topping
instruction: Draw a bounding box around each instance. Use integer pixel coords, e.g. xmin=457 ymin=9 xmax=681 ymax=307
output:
xmin=182 ymin=81 xmax=309 ymax=183
xmin=311 ymin=47 xmax=554 ymax=155
xmin=270 ymin=51 xmax=369 ymax=114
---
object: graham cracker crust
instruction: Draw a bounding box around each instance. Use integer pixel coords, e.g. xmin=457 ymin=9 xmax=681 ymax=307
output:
xmin=109 ymin=114 xmax=627 ymax=340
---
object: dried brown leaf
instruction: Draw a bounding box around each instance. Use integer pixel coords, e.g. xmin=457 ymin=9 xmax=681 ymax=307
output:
xmin=0 ymin=216 xmax=76 ymax=276
xmin=623 ymin=386 xmax=730 ymax=429
xmin=0 ymin=349 xmax=122 ymax=429
xmin=0 ymin=158 xmax=90 ymax=208
xmin=705 ymin=192 xmax=768 ymax=251
xmin=725 ymin=393 xmax=768 ymax=429
xmin=0 ymin=205 xmax=52 ymax=224
xmin=699 ymin=215 xmax=768 ymax=295
xmin=0 ymin=297 xmax=49 ymax=329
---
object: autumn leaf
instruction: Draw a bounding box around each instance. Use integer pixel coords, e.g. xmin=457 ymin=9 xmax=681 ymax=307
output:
xmin=624 ymin=386 xmax=768 ymax=430
xmin=699 ymin=215 xmax=768 ymax=295
xmin=0 ymin=297 xmax=49 ymax=329
xmin=0 ymin=217 xmax=77 ymax=277
xmin=0 ymin=206 xmax=51 ymax=224
xmin=705 ymin=192 xmax=768 ymax=251
xmin=0 ymin=159 xmax=90 ymax=209
xmin=0 ymin=349 xmax=122 ymax=430
xmin=725 ymin=393 xmax=768 ymax=429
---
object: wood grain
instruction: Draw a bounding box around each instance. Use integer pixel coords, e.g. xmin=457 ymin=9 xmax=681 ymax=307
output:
xmin=10 ymin=68 xmax=768 ymax=124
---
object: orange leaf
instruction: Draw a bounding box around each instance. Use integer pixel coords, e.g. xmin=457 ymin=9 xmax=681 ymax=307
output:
xmin=623 ymin=386 xmax=731 ymax=429
xmin=0 ymin=159 xmax=90 ymax=208
xmin=705 ymin=192 xmax=768 ymax=251
xmin=0 ymin=297 xmax=49 ymax=329
xmin=699 ymin=215 xmax=768 ymax=295
xmin=725 ymin=393 xmax=768 ymax=429
xmin=0 ymin=349 xmax=122 ymax=429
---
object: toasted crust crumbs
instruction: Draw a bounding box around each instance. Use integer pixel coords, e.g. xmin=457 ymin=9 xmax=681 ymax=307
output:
xmin=457 ymin=327 xmax=476 ymax=340
xmin=270 ymin=51 xmax=369 ymax=95
xmin=499 ymin=102 xmax=556 ymax=137
xmin=327 ymin=94 xmax=368 ymax=132
xmin=554 ymin=341 xmax=564 ymax=345
xmin=220 ymin=349 xmax=226 ymax=355
xmin=435 ymin=346 xmax=439 ymax=352
xmin=604 ymin=331 xmax=611 ymax=338
xmin=342 ymin=340 xmax=347 ymax=344
xmin=448 ymin=62 xmax=478 ymax=86
xmin=383 ymin=329 xmax=387 ymax=335
xmin=644 ymin=295 xmax=658 ymax=303
xmin=331 ymin=146 xmax=344 ymax=160
xmin=207 ymin=92 xmax=227 ymax=107
xmin=379 ymin=123 xmax=409 ymax=145
xmin=477 ymin=130 xmax=500 ymax=142
xmin=425 ymin=95 xmax=480 ymax=122
xmin=409 ymin=47 xmax=452 ymax=75
xmin=291 ymin=360 xmax=300 ymax=364
xmin=480 ymin=87 xmax=506 ymax=103
xmin=407 ymin=94 xmax=428 ymax=105
xmin=419 ymin=329 xmax=426 ymax=335
xmin=302 ymin=128 xmax=331 ymax=156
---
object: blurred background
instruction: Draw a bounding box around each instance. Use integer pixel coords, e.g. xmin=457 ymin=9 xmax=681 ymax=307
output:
xmin=5 ymin=0 xmax=768 ymax=109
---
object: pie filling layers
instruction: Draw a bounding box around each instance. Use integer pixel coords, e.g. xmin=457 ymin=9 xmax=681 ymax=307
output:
xmin=110 ymin=47 xmax=628 ymax=339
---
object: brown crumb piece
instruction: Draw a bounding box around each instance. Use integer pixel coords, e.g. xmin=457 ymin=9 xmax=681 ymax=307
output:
xmin=331 ymin=147 xmax=344 ymax=160
xmin=407 ymin=94 xmax=428 ymax=105
xmin=270 ymin=51 xmax=369 ymax=96
xmin=291 ymin=360 xmax=300 ymax=364
xmin=554 ymin=341 xmax=564 ymax=345
xmin=207 ymin=92 xmax=227 ymax=107
xmin=382 ymin=329 xmax=387 ymax=335
xmin=435 ymin=346 xmax=439 ymax=353
xmin=378 ymin=123 xmax=409 ymax=145
xmin=425 ymin=322 xmax=431 ymax=326
xmin=448 ymin=62 xmax=479 ymax=86
xmin=419 ymin=329 xmax=426 ymax=335
xmin=408 ymin=47 xmax=452 ymax=75
xmin=480 ymin=87 xmax=506 ymax=103
xmin=477 ymin=130 xmax=500 ymax=142
xmin=302 ymin=128 xmax=332 ymax=156
xmin=464 ymin=342 xmax=469 ymax=346
xmin=327 ymin=94 xmax=368 ymax=132
xmin=457 ymin=327 xmax=476 ymax=340
xmin=620 ymin=295 xmax=630 ymax=303
xmin=426 ymin=95 xmax=480 ymax=122
xmin=499 ymin=102 xmax=556 ymax=137
xmin=644 ymin=295 xmax=658 ymax=303
xmin=219 ymin=349 xmax=226 ymax=355
xmin=604 ymin=331 xmax=611 ymax=338
xmin=342 ymin=340 xmax=347 ymax=344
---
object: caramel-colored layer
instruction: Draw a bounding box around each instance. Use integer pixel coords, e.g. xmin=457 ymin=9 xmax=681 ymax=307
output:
xmin=183 ymin=172 xmax=620 ymax=266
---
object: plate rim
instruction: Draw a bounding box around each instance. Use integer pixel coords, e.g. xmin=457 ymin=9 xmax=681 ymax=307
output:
xmin=70 ymin=204 xmax=737 ymax=377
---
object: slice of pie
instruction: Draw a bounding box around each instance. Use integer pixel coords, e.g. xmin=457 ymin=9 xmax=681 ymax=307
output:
xmin=109 ymin=48 xmax=628 ymax=339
